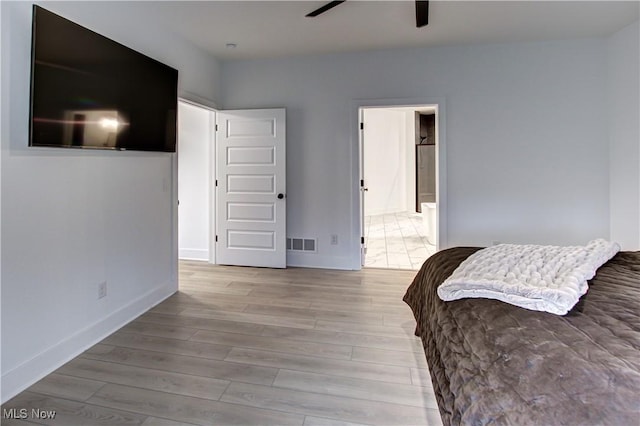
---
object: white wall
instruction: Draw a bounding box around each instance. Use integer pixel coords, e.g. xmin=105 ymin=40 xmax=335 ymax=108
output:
xmin=362 ymin=108 xmax=421 ymax=216
xmin=0 ymin=1 xmax=220 ymax=402
xmin=178 ymin=102 xmax=213 ymax=261
xmin=608 ymin=20 xmax=640 ymax=250
xmin=363 ymin=109 xmax=408 ymax=216
xmin=221 ymin=38 xmax=611 ymax=269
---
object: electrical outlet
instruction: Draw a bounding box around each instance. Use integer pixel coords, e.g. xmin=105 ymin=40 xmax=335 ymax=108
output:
xmin=98 ymin=281 xmax=107 ymax=299
xmin=331 ymin=234 xmax=338 ymax=245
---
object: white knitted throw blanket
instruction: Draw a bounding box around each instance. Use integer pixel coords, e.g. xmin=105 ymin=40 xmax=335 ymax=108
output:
xmin=437 ymin=239 xmax=620 ymax=315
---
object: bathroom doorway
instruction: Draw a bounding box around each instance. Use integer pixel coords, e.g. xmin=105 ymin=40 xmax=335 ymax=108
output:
xmin=360 ymin=105 xmax=439 ymax=270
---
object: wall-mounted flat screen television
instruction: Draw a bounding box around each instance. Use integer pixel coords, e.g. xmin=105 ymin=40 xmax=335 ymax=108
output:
xmin=30 ymin=5 xmax=178 ymax=152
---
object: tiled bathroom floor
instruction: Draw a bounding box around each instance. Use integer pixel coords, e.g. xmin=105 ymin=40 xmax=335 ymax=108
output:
xmin=364 ymin=211 xmax=436 ymax=270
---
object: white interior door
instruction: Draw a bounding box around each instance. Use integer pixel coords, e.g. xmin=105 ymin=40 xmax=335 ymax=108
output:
xmin=216 ymin=109 xmax=286 ymax=268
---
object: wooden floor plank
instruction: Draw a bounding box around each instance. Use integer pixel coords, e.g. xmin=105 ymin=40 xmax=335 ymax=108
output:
xmin=141 ymin=417 xmax=199 ymax=426
xmin=136 ymin=311 xmax=265 ymax=336
xmin=314 ymin=319 xmax=418 ymax=339
xmin=3 ymin=392 xmax=147 ymax=425
xmin=176 ymin=280 xmax=252 ymax=296
xmin=302 ymin=416 xmax=368 ymax=426
xmin=82 ymin=346 xmax=278 ymax=386
xmin=243 ymin=304 xmax=385 ymax=325
xmin=57 ymin=358 xmax=230 ymax=401
xmin=169 ymin=287 xmax=319 ymax=309
xmin=225 ymin=347 xmax=412 ymax=385
xmin=220 ymin=382 xmax=435 ymax=425
xmin=88 ymin=384 xmax=304 ymax=426
xmin=260 ymin=324 xmax=424 ymax=353
xmin=227 ymin=277 xmax=413 ymax=295
xmin=273 ymin=369 xmax=438 ymax=409
xmin=351 ymin=346 xmax=429 ymax=369
xmin=119 ymin=321 xmax=199 ymax=341
xmin=149 ymin=295 xmax=248 ymax=313
xmin=247 ymin=288 xmax=375 ymax=305
xmin=100 ymin=332 xmax=232 ymax=361
xmin=25 ymin=373 xmax=105 ymax=402
xmin=190 ymin=329 xmax=353 ymax=360
xmin=309 ymin=300 xmax=414 ymax=316
xmin=179 ymin=307 xmax=318 ymax=329
xmin=0 ymin=419 xmax=42 ymax=426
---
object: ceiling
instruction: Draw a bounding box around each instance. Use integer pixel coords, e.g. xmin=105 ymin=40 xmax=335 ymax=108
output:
xmin=112 ymin=1 xmax=639 ymax=61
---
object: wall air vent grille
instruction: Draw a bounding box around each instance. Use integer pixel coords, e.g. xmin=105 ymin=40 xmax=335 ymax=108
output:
xmin=287 ymin=238 xmax=316 ymax=252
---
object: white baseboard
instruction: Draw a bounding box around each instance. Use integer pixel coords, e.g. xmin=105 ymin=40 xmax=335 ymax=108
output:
xmin=0 ymin=281 xmax=177 ymax=404
xmin=179 ymin=248 xmax=209 ymax=261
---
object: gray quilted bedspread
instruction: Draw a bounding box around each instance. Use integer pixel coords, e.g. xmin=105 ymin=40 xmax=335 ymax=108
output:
xmin=403 ymin=247 xmax=640 ymax=426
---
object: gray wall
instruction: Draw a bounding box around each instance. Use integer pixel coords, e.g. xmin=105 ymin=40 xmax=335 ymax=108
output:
xmin=0 ymin=1 xmax=220 ymax=401
xmin=608 ymin=20 xmax=640 ymax=250
xmin=221 ymin=37 xmax=618 ymax=269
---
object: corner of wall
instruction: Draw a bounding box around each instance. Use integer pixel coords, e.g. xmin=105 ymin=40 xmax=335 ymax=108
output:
xmin=1 ymin=280 xmax=177 ymax=403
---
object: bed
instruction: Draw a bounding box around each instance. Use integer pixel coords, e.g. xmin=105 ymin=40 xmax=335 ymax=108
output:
xmin=403 ymin=247 xmax=640 ymax=425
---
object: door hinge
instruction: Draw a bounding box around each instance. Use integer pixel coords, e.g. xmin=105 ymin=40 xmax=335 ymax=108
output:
xmin=361 ymin=236 xmax=365 ymax=244
xmin=360 ymin=179 xmax=364 ymax=187
xmin=215 ymin=124 xmax=219 ymax=131
xmin=215 ymin=235 xmax=218 ymax=242
xmin=360 ymin=122 xmax=364 ymax=130
xmin=215 ymin=179 xmax=218 ymax=187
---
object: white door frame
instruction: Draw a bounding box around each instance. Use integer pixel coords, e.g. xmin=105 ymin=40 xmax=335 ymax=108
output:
xmin=351 ymin=97 xmax=447 ymax=270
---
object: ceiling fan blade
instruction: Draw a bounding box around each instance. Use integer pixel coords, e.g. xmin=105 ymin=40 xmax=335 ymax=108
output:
xmin=306 ymin=1 xmax=346 ymax=18
xmin=416 ymin=0 xmax=429 ymax=28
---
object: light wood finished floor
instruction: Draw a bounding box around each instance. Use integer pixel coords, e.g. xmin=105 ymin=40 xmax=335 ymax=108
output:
xmin=2 ymin=261 xmax=443 ymax=426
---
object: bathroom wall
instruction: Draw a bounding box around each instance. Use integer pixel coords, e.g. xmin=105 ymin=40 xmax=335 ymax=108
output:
xmin=416 ymin=113 xmax=436 ymax=209
xmin=362 ymin=108 xmax=408 ymax=216
xmin=416 ymin=144 xmax=436 ymax=206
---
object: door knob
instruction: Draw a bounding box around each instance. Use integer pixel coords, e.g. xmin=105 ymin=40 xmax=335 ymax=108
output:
xmin=277 ymin=193 xmax=285 ymax=199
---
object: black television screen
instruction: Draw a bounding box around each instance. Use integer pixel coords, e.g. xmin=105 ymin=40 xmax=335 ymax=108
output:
xmin=30 ymin=5 xmax=178 ymax=152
